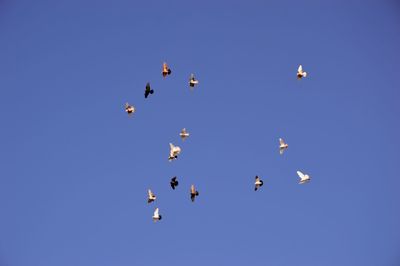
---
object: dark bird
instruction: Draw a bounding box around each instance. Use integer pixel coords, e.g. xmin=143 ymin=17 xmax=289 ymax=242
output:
xmin=190 ymin=184 xmax=199 ymax=202
xmin=170 ymin=176 xmax=179 ymax=190
xmin=144 ymin=82 xmax=154 ymax=98
xmin=254 ymin=175 xmax=264 ymax=191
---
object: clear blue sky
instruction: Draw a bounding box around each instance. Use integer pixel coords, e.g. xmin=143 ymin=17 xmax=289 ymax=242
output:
xmin=1 ymin=1 xmax=399 ymax=265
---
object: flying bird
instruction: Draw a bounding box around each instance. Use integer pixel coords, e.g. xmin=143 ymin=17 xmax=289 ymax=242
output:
xmin=147 ymin=189 xmax=156 ymax=203
xmin=297 ymin=65 xmax=307 ymax=79
xmin=190 ymin=184 xmax=199 ymax=202
xmin=144 ymin=82 xmax=154 ymax=98
xmin=179 ymin=128 xmax=190 ymax=141
xmin=152 ymin=208 xmax=162 ymax=222
xmin=162 ymin=62 xmax=172 ymax=77
xmin=254 ymin=175 xmax=264 ymax=191
xmin=125 ymin=102 xmax=135 ymax=115
xmin=168 ymin=143 xmax=181 ymax=161
xmin=297 ymin=171 xmax=311 ymax=184
xmin=189 ymin=74 xmax=199 ymax=88
xmin=170 ymin=176 xmax=179 ymax=190
xmin=279 ymin=138 xmax=288 ymax=155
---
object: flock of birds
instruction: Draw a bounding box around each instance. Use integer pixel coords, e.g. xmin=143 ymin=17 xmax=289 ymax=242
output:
xmin=125 ymin=63 xmax=311 ymax=222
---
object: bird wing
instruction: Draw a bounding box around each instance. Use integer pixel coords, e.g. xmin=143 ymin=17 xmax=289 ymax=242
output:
xmin=148 ymin=189 xmax=153 ymax=197
xmin=297 ymin=171 xmax=305 ymax=179
xmin=146 ymin=83 xmax=151 ymax=90
xmin=154 ymin=208 xmax=159 ymax=216
xmin=191 ymin=185 xmax=195 ymax=194
xmin=255 ymin=176 xmax=260 ymax=182
xmin=279 ymin=138 xmax=285 ymax=145
xmin=298 ymin=65 xmax=303 ymax=73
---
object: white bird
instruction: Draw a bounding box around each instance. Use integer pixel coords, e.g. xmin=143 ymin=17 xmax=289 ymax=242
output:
xmin=147 ymin=189 xmax=156 ymax=203
xmin=162 ymin=62 xmax=172 ymax=77
xmin=180 ymin=128 xmax=190 ymax=141
xmin=254 ymin=175 xmax=264 ymax=191
xmin=297 ymin=65 xmax=307 ymax=79
xmin=297 ymin=171 xmax=311 ymax=184
xmin=189 ymin=74 xmax=199 ymax=88
xmin=168 ymin=143 xmax=181 ymax=161
xmin=125 ymin=102 xmax=135 ymax=115
xmin=190 ymin=184 xmax=199 ymax=202
xmin=152 ymin=208 xmax=162 ymax=222
xmin=279 ymin=138 xmax=288 ymax=155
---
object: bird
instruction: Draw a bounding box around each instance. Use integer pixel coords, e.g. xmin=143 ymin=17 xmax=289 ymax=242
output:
xmin=297 ymin=171 xmax=311 ymax=184
xmin=168 ymin=143 xmax=181 ymax=161
xmin=125 ymin=102 xmax=135 ymax=115
xmin=254 ymin=175 xmax=263 ymax=191
xmin=144 ymin=82 xmax=154 ymax=98
xmin=279 ymin=138 xmax=288 ymax=155
xmin=162 ymin=62 xmax=172 ymax=77
xmin=170 ymin=176 xmax=179 ymax=190
xmin=152 ymin=208 xmax=162 ymax=222
xmin=179 ymin=128 xmax=190 ymax=141
xmin=147 ymin=189 xmax=156 ymax=203
xmin=190 ymin=184 xmax=199 ymax=202
xmin=297 ymin=65 xmax=307 ymax=79
xmin=189 ymin=74 xmax=199 ymax=88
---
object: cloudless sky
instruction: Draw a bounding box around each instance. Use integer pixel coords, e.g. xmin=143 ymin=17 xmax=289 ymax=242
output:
xmin=1 ymin=1 xmax=400 ymax=265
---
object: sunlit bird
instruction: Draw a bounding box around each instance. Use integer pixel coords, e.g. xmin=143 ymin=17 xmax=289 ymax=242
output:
xmin=254 ymin=175 xmax=264 ymax=191
xmin=170 ymin=176 xmax=179 ymax=190
xmin=180 ymin=128 xmax=190 ymax=141
xmin=125 ymin=102 xmax=135 ymax=115
xmin=162 ymin=62 xmax=172 ymax=77
xmin=279 ymin=138 xmax=289 ymax=155
xmin=297 ymin=171 xmax=311 ymax=184
xmin=297 ymin=65 xmax=307 ymax=79
xmin=190 ymin=184 xmax=199 ymax=202
xmin=144 ymin=82 xmax=154 ymax=98
xmin=189 ymin=74 xmax=199 ymax=88
xmin=168 ymin=143 xmax=181 ymax=161
xmin=147 ymin=189 xmax=156 ymax=203
xmin=152 ymin=208 xmax=162 ymax=222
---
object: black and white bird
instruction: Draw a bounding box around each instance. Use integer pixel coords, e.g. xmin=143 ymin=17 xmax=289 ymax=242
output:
xmin=297 ymin=65 xmax=307 ymax=79
xmin=144 ymin=82 xmax=154 ymax=98
xmin=254 ymin=175 xmax=264 ymax=191
xmin=152 ymin=208 xmax=162 ymax=222
xmin=190 ymin=184 xmax=199 ymax=202
xmin=162 ymin=62 xmax=172 ymax=77
xmin=279 ymin=138 xmax=289 ymax=155
xmin=125 ymin=102 xmax=135 ymax=115
xmin=147 ymin=189 xmax=156 ymax=203
xmin=168 ymin=143 xmax=181 ymax=161
xmin=170 ymin=176 xmax=179 ymax=190
xmin=189 ymin=74 xmax=199 ymax=88
xmin=179 ymin=128 xmax=190 ymax=141
xmin=297 ymin=171 xmax=311 ymax=184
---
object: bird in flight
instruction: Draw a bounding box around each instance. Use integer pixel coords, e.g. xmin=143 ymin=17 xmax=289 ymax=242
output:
xmin=162 ymin=62 xmax=172 ymax=77
xmin=144 ymin=82 xmax=154 ymax=98
xmin=189 ymin=74 xmax=199 ymax=88
xmin=279 ymin=138 xmax=288 ymax=155
xmin=180 ymin=128 xmax=190 ymax=141
xmin=125 ymin=103 xmax=135 ymax=115
xmin=190 ymin=184 xmax=199 ymax=202
xmin=297 ymin=65 xmax=307 ymax=79
xmin=152 ymin=208 xmax=162 ymax=222
xmin=170 ymin=176 xmax=179 ymax=190
xmin=147 ymin=189 xmax=156 ymax=203
xmin=168 ymin=143 xmax=181 ymax=161
xmin=254 ymin=175 xmax=264 ymax=191
xmin=297 ymin=171 xmax=311 ymax=184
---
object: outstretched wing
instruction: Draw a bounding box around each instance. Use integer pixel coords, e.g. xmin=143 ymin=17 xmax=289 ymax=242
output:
xmin=154 ymin=208 xmax=159 ymax=216
xmin=191 ymin=184 xmax=195 ymax=194
xmin=279 ymin=138 xmax=285 ymax=145
xmin=146 ymin=82 xmax=151 ymax=91
xmin=298 ymin=65 xmax=303 ymax=73
xmin=148 ymin=189 xmax=152 ymax=197
xmin=297 ymin=171 xmax=305 ymax=179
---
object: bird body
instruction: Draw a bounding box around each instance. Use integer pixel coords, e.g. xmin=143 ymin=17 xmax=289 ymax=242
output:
xmin=189 ymin=74 xmax=199 ymax=88
xmin=297 ymin=65 xmax=307 ymax=79
xmin=147 ymin=189 xmax=156 ymax=203
xmin=255 ymin=175 xmax=264 ymax=191
xmin=170 ymin=176 xmax=179 ymax=190
xmin=168 ymin=143 xmax=181 ymax=161
xmin=279 ymin=138 xmax=289 ymax=155
xmin=144 ymin=82 xmax=154 ymax=98
xmin=180 ymin=128 xmax=190 ymax=141
xmin=152 ymin=208 xmax=162 ymax=221
xmin=297 ymin=171 xmax=311 ymax=184
xmin=190 ymin=184 xmax=199 ymax=202
xmin=125 ymin=103 xmax=135 ymax=115
xmin=162 ymin=62 xmax=172 ymax=77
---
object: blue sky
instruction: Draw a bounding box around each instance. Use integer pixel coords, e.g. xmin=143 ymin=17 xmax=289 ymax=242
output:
xmin=1 ymin=1 xmax=400 ymax=265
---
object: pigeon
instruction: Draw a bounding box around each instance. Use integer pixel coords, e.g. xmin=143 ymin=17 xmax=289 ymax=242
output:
xmin=168 ymin=143 xmax=181 ymax=161
xmin=180 ymin=128 xmax=190 ymax=141
xmin=279 ymin=138 xmax=288 ymax=155
xmin=162 ymin=62 xmax=172 ymax=77
xmin=125 ymin=102 xmax=135 ymax=115
xmin=144 ymin=82 xmax=154 ymax=98
xmin=297 ymin=65 xmax=307 ymax=79
xmin=170 ymin=176 xmax=179 ymax=190
xmin=254 ymin=175 xmax=263 ymax=191
xmin=147 ymin=189 xmax=156 ymax=203
xmin=152 ymin=208 xmax=162 ymax=222
xmin=189 ymin=74 xmax=199 ymax=88
xmin=190 ymin=184 xmax=199 ymax=202
xmin=297 ymin=171 xmax=311 ymax=184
